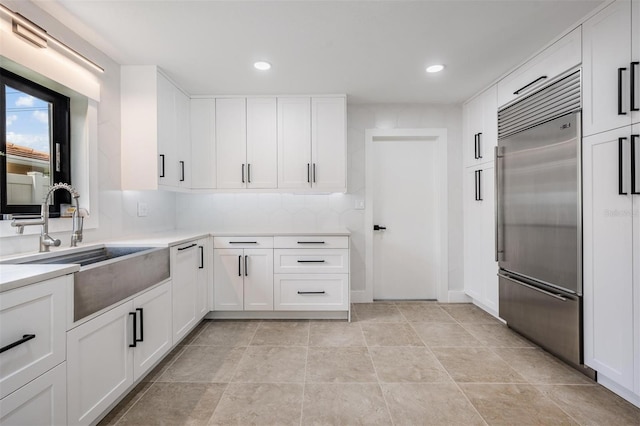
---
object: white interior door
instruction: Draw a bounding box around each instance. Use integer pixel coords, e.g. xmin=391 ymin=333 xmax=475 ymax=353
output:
xmin=372 ymin=138 xmax=439 ymax=300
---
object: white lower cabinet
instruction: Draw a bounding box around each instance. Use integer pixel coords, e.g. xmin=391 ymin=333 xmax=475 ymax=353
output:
xmin=66 ymin=281 xmax=172 ymax=425
xmin=171 ymin=241 xmax=200 ymax=344
xmin=0 ymin=362 xmax=67 ymax=426
xmin=196 ymin=239 xmax=210 ymax=318
xmin=213 ymin=248 xmax=274 ymax=311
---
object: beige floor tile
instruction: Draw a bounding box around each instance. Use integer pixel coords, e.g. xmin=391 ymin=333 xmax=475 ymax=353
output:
xmin=250 ymin=320 xmax=310 ymax=346
xmin=396 ymin=303 xmax=456 ymax=322
xmin=361 ymin=323 xmax=424 ymax=346
xmin=97 ymin=381 xmax=153 ymax=426
xmin=178 ymin=320 xmax=209 ymax=345
xmin=412 ymin=322 xmax=483 ymax=347
xmin=116 ymin=382 xmax=226 ymax=426
xmin=140 ymin=345 xmax=186 ymax=383
xmin=191 ymin=320 xmax=259 ymax=346
xmin=432 ymin=347 xmax=526 ymax=383
xmin=302 ymin=383 xmax=392 ymax=425
xmin=232 ymin=346 xmax=307 ymax=383
xmin=209 ymin=383 xmax=303 ymax=426
xmin=493 ymin=348 xmax=594 ymax=385
xmin=158 ymin=346 xmax=246 ymax=383
xmin=382 ymin=383 xmax=485 ymax=425
xmin=306 ymin=347 xmax=377 ymax=383
xmin=461 ymin=323 xmax=536 ymax=348
xmin=352 ymin=302 xmax=405 ymax=323
xmin=461 ymin=383 xmax=578 ymax=425
xmin=440 ymin=303 xmax=500 ymax=324
xmin=536 ymin=384 xmax=640 ymax=425
xmin=308 ymin=321 xmax=366 ymax=346
xmin=369 ymin=346 xmax=451 ymax=383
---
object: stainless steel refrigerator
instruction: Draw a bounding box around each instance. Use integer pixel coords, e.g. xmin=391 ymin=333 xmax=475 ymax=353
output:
xmin=496 ymin=69 xmax=594 ymax=377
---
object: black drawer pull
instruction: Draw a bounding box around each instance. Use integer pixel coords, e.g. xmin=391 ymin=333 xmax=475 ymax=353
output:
xmin=0 ymin=334 xmax=36 ymax=354
xmin=199 ymin=246 xmax=204 ymax=269
xmin=297 ymin=241 xmax=325 ymax=244
xmin=297 ymin=260 xmax=326 ymax=263
xmin=229 ymin=241 xmax=257 ymax=244
xmin=297 ymin=291 xmax=326 ymax=295
xmin=177 ymin=243 xmax=197 ymax=251
xmin=159 ymin=154 xmax=165 ymax=178
xmin=513 ymin=75 xmax=547 ymax=95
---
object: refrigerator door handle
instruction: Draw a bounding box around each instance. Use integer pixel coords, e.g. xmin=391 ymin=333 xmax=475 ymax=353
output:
xmin=498 ymin=273 xmax=568 ymax=301
xmin=494 ymin=147 xmax=501 ymax=262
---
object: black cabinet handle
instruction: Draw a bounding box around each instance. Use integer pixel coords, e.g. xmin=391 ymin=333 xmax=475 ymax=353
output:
xmin=513 ymin=76 xmax=547 ymax=95
xmin=180 ymin=161 xmax=185 ymax=182
xmin=229 ymin=241 xmax=257 ymax=244
xmin=307 ymin=163 xmax=310 ymax=183
xmin=619 ymin=137 xmax=628 ymax=195
xmin=478 ymin=169 xmax=483 ymax=201
xmin=297 ymin=291 xmax=326 ymax=295
xmin=177 ymin=243 xmax=197 ymax=251
xmin=238 ymin=255 xmax=242 ymax=277
xmin=313 ymin=163 xmax=317 ymax=183
xmin=242 ymin=164 xmax=245 ymax=184
xmin=474 ymin=134 xmax=478 ymax=159
xmin=632 ymin=62 xmax=639 ymax=112
xmin=474 ymin=170 xmax=479 ymax=201
xmin=129 ymin=312 xmax=137 ymax=347
xmin=297 ymin=260 xmax=326 ymax=263
xmin=632 ymin=135 xmax=639 ymax=195
xmin=199 ymin=246 xmax=204 ymax=269
xmin=244 ymin=255 xmax=248 ymax=277
xmin=159 ymin=154 xmax=165 ymax=178
xmin=477 ymin=133 xmax=483 ymax=159
xmin=297 ymin=241 xmax=325 ymax=244
xmin=619 ymin=68 xmax=628 ymax=115
xmin=0 ymin=334 xmax=35 ymax=354
xmin=373 ymin=225 xmax=386 ymax=231
xmin=247 ymin=164 xmax=251 ymax=183
xmin=136 ymin=308 xmax=144 ymax=343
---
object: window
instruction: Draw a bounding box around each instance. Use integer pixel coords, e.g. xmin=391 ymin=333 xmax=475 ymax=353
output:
xmin=1 ymin=67 xmax=71 ymax=217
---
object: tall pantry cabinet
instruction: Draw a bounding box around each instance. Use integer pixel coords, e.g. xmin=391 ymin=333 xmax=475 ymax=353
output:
xmin=582 ymin=0 xmax=640 ymax=406
xmin=462 ymin=85 xmax=499 ymax=315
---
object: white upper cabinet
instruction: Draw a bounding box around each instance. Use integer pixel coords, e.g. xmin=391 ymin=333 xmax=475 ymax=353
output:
xmin=278 ymin=97 xmax=312 ymax=189
xmin=311 ymin=97 xmax=347 ymax=191
xmin=216 ymin=98 xmax=247 ymax=189
xmin=121 ymin=66 xmax=190 ymax=191
xmin=463 ymin=86 xmax=497 ymax=167
xmin=246 ymin=98 xmax=278 ymax=189
xmin=497 ymin=27 xmax=581 ymax=108
xmin=190 ymin=98 xmax=217 ymax=189
xmin=583 ymin=0 xmax=640 ymax=137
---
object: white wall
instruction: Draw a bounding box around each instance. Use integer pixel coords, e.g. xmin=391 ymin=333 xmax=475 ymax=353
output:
xmin=0 ymin=1 xmax=176 ymax=257
xmin=175 ymin=104 xmax=464 ymax=297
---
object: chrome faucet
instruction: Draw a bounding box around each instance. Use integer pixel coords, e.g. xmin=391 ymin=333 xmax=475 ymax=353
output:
xmin=11 ymin=183 xmax=86 ymax=252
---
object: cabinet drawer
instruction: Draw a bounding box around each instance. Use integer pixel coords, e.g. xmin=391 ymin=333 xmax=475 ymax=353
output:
xmin=0 ymin=275 xmax=68 ymax=399
xmin=274 ymin=249 xmax=349 ymax=274
xmin=274 ymin=274 xmax=348 ymax=311
xmin=274 ymin=236 xmax=348 ymax=249
xmin=0 ymin=361 xmax=67 ymax=426
xmin=213 ymin=237 xmax=273 ymax=249
xmin=497 ymin=27 xmax=581 ymax=107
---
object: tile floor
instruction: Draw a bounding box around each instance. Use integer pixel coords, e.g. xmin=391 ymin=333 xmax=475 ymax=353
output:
xmin=99 ymin=302 xmax=640 ymax=425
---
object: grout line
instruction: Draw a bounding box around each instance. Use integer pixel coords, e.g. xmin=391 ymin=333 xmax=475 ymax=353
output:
xmin=300 ymin=321 xmax=310 ymax=426
xmin=366 ymin=331 xmax=396 ymax=425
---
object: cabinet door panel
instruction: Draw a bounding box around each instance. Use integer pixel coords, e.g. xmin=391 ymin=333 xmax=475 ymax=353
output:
xmin=133 ymin=282 xmax=172 ymax=381
xmin=243 ymin=249 xmax=274 ymax=311
xmin=463 ymin=167 xmax=483 ymax=301
xmin=481 ymin=86 xmax=498 ymax=161
xmin=172 ymin=244 xmax=198 ymax=344
xmin=278 ymin=97 xmax=311 ymax=189
xmin=583 ymin=0 xmax=632 ymax=136
xmin=190 ymin=99 xmax=216 ymax=189
xmin=633 ymin=0 xmax=640 ymax=126
xmin=247 ymin=98 xmax=278 ymax=189
xmin=196 ymin=238 xmax=210 ymax=319
xmin=583 ymin=128 xmax=634 ymax=390
xmin=67 ymin=301 xmax=134 ymax=426
xmin=157 ymin=73 xmax=178 ymax=187
xmin=175 ymin=89 xmax=191 ymax=188
xmin=214 ymin=249 xmax=245 ymax=311
xmin=311 ymin=97 xmax=346 ymax=190
xmin=216 ymin=98 xmax=247 ymax=188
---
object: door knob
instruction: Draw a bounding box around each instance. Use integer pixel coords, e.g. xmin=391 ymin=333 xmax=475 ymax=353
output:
xmin=373 ymin=225 xmax=387 ymax=231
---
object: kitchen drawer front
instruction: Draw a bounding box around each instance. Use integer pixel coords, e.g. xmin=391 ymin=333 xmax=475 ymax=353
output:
xmin=274 ymin=249 xmax=349 ymax=274
xmin=497 ymin=26 xmax=581 ymax=108
xmin=0 ymin=275 xmax=68 ymax=399
xmin=274 ymin=274 xmax=349 ymax=311
xmin=274 ymin=236 xmax=348 ymax=249
xmin=0 ymin=361 xmax=67 ymax=426
xmin=213 ymin=236 xmax=274 ymax=249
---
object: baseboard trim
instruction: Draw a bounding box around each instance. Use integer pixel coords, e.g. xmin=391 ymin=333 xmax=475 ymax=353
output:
xmin=447 ymin=290 xmax=472 ymax=303
xmin=205 ymin=311 xmax=349 ymax=320
xmin=597 ymin=373 xmax=640 ymax=408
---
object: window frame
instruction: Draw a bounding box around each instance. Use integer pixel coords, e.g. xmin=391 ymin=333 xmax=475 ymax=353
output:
xmin=1 ymin=67 xmax=71 ymax=217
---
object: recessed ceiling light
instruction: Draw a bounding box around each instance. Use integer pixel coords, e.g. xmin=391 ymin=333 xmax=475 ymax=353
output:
xmin=254 ymin=61 xmax=271 ymax=71
xmin=426 ymin=64 xmax=445 ymax=73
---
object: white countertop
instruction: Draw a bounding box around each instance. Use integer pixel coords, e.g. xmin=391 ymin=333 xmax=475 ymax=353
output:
xmin=0 ymin=229 xmax=350 ymax=292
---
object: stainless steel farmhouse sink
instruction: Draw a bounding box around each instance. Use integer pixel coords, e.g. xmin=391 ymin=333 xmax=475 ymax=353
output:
xmin=3 ymin=245 xmax=170 ymax=321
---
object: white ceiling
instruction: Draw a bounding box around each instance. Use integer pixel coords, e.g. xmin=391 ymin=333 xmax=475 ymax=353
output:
xmin=34 ymin=0 xmax=604 ymax=104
